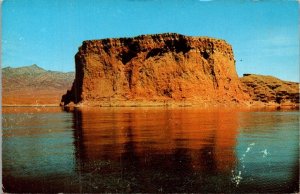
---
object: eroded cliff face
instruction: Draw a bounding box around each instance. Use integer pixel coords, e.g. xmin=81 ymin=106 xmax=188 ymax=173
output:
xmin=240 ymin=74 xmax=299 ymax=106
xmin=62 ymin=33 xmax=250 ymax=106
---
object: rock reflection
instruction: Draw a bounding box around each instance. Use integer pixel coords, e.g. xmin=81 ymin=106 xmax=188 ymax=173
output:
xmin=71 ymin=108 xmax=238 ymax=192
xmin=3 ymin=107 xmax=298 ymax=192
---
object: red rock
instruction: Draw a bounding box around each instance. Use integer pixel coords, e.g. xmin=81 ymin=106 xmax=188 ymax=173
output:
xmin=62 ymin=33 xmax=250 ymax=107
xmin=240 ymin=74 xmax=299 ymax=107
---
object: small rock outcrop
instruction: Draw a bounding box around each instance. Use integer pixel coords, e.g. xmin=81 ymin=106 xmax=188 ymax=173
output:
xmin=61 ymin=33 xmax=251 ymax=106
xmin=240 ymin=74 xmax=299 ymax=106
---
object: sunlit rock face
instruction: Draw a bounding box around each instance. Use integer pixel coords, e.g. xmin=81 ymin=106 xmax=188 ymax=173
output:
xmin=240 ymin=74 xmax=299 ymax=106
xmin=61 ymin=33 xmax=250 ymax=106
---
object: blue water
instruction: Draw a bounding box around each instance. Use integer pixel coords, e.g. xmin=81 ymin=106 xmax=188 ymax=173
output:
xmin=2 ymin=107 xmax=299 ymax=192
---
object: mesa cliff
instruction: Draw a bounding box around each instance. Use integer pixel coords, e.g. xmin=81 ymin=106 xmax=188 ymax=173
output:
xmin=61 ymin=33 xmax=250 ymax=107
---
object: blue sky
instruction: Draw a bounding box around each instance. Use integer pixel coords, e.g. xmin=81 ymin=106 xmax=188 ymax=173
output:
xmin=2 ymin=0 xmax=299 ymax=81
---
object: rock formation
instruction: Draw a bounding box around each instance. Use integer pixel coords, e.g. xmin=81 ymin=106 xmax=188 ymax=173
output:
xmin=240 ymin=74 xmax=299 ymax=106
xmin=61 ymin=33 xmax=251 ymax=107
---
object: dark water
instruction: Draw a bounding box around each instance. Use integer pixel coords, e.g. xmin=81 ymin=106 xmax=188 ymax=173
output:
xmin=2 ymin=107 xmax=299 ymax=193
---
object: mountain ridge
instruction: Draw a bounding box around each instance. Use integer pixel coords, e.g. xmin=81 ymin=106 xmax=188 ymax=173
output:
xmin=2 ymin=64 xmax=74 ymax=105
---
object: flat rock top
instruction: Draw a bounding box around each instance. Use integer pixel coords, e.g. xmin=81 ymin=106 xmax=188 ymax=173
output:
xmin=83 ymin=33 xmax=227 ymax=45
xmin=77 ymin=33 xmax=234 ymax=62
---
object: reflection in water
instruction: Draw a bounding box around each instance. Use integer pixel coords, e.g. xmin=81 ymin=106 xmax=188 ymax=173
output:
xmin=2 ymin=107 xmax=299 ymax=193
xmin=71 ymin=108 xmax=238 ymax=192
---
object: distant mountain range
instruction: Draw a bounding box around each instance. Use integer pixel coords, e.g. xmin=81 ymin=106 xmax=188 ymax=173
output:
xmin=2 ymin=64 xmax=74 ymax=91
xmin=2 ymin=64 xmax=74 ymax=105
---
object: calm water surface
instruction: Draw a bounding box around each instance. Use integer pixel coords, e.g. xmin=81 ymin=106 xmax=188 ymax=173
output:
xmin=2 ymin=107 xmax=299 ymax=193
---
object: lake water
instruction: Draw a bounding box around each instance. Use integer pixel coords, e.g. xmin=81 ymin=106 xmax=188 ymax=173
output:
xmin=2 ymin=107 xmax=299 ymax=193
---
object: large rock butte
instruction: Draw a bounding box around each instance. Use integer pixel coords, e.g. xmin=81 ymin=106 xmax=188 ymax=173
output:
xmin=61 ymin=33 xmax=251 ymax=106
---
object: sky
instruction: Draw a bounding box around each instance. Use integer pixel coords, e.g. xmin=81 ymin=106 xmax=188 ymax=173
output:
xmin=2 ymin=0 xmax=299 ymax=81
